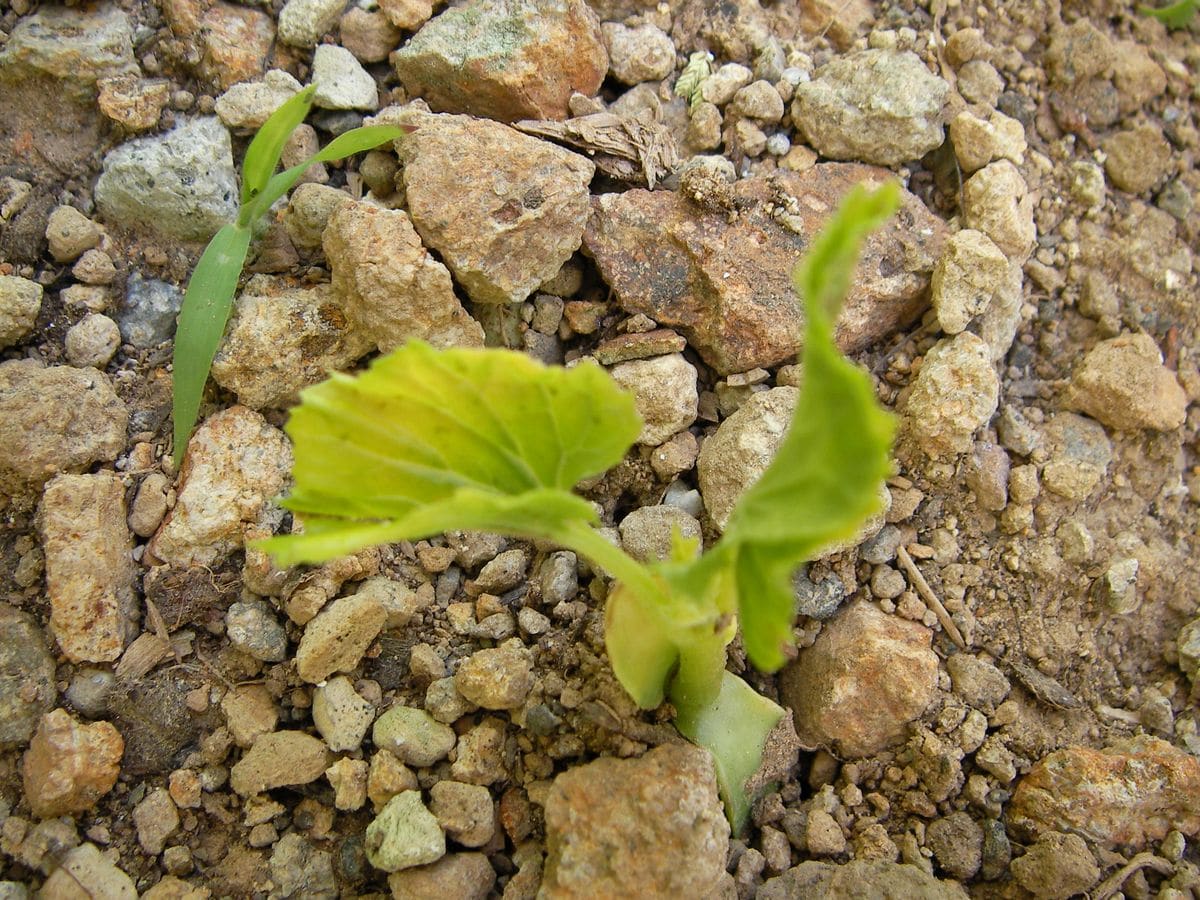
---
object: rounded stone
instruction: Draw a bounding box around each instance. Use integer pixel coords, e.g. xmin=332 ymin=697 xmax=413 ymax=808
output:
xmin=372 ymin=705 xmax=456 ymax=767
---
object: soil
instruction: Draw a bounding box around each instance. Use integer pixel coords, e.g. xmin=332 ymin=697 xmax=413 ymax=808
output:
xmin=1 ymin=0 xmax=1199 ymax=898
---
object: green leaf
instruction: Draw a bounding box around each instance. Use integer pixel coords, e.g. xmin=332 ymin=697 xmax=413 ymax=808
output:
xmin=258 ymin=341 xmax=642 ymax=564
xmin=171 ymin=222 xmax=252 ymax=466
xmin=1139 ymin=0 xmax=1198 ymax=27
xmin=239 ymin=85 xmax=316 ymax=209
xmin=241 ymin=124 xmax=413 ymax=224
xmin=716 ymin=182 xmax=900 ymax=671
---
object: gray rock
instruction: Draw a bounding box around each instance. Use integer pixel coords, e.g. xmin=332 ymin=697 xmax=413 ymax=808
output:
xmin=903 ymin=333 xmax=999 ymax=459
xmin=64 ymin=314 xmax=120 ymax=369
xmin=225 ymin=600 xmax=288 ymax=662
xmin=926 ymin=811 xmax=983 ymax=880
xmin=792 ymin=50 xmax=949 ymax=166
xmin=312 ymin=44 xmax=379 ymax=111
xmin=454 ymin=642 xmax=534 ymax=710
xmin=602 ymin=23 xmax=675 ymax=85
xmin=859 ymin=525 xmax=903 ymax=566
xmin=365 ymin=791 xmax=446 ymax=873
xmin=473 ymin=549 xmax=529 ymax=594
xmin=64 ymin=669 xmax=114 ymax=720
xmin=1067 ymin=333 xmax=1188 ymax=432
xmin=541 ymin=744 xmax=728 ymax=898
xmin=618 ymin=505 xmax=703 ymax=562
xmin=759 ymin=859 xmax=968 ymax=899
xmin=964 ymin=442 xmax=1010 ymax=511
xmin=0 ymin=275 xmax=42 ymax=348
xmin=1040 ymin=412 xmax=1112 ymax=501
xmin=793 ymin=569 xmax=847 ymax=620
xmin=211 ymin=276 xmax=371 ymax=409
xmin=980 ymin=818 xmax=1011 ymax=880
xmin=0 ymin=605 xmax=56 ymax=748
xmin=278 ymin=0 xmax=346 ymax=48
xmin=94 ymin=117 xmax=238 ymax=242
xmin=394 ymin=112 xmax=595 ymax=305
xmin=0 ymin=6 xmax=135 ymax=86
xmin=313 ymin=676 xmax=376 ymax=752
xmin=373 ymin=705 xmax=457 ymax=767
xmin=1009 ymin=832 xmax=1100 ymax=900
xmin=700 ymin=63 xmax=753 ymax=106
xmin=269 ymin=832 xmax=338 ymax=899
xmin=540 ymin=551 xmax=579 ymax=606
xmin=0 ymin=362 xmax=127 ymax=498
xmin=608 ymin=353 xmax=698 ymax=446
xmin=215 ymin=69 xmax=303 ymax=130
xmin=118 ymin=275 xmax=183 ymax=347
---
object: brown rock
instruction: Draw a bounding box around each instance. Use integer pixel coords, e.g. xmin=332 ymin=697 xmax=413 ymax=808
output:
xmin=1102 ymin=125 xmax=1173 ymax=195
xmin=391 ymin=0 xmax=607 ymax=122
xmin=323 ymin=200 xmax=484 ymax=351
xmin=1067 ymin=333 xmax=1187 ymax=431
xmin=584 ymin=163 xmax=946 ymax=374
xmin=1007 ymin=735 xmax=1200 ymax=848
xmin=295 ymin=592 xmax=388 ymax=684
xmin=541 ymin=744 xmax=728 ymax=898
xmin=97 ymin=75 xmax=171 ymax=131
xmin=22 ymin=709 xmax=124 ymax=818
xmin=396 ymin=113 xmax=595 ymax=304
xmin=230 ymin=731 xmax=331 ymax=796
xmin=779 ymin=601 xmax=938 ymax=758
xmin=198 ymin=2 xmax=274 ymax=91
xmin=38 ymin=473 xmax=137 ymax=663
xmin=388 ymin=852 xmax=496 ymax=899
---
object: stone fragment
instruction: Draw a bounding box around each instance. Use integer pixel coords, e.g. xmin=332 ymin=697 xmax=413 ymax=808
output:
xmin=387 ymin=853 xmax=496 ymax=900
xmin=541 ymin=744 xmax=728 ymax=898
xmin=1041 ymin=413 xmax=1112 ymax=501
xmin=380 ymin=0 xmax=434 ymax=29
xmin=732 ymin=81 xmax=787 ymax=123
xmin=119 ymin=276 xmax=184 ymax=347
xmin=926 ymin=811 xmax=983 ymax=880
xmin=759 ymin=859 xmax=967 ymax=899
xmin=284 ymin=183 xmax=351 ymax=251
xmin=394 ymin=112 xmax=594 ymax=305
xmin=211 ymin=276 xmax=370 ymax=409
xmin=1009 ymin=831 xmax=1100 ymax=899
xmin=327 ymin=757 xmax=369 ymax=810
xmin=903 ymin=333 xmax=999 ymax=459
xmin=38 ymin=843 xmax=136 ymax=899
xmin=585 ymin=163 xmax=946 ymax=374
xmin=172 ymin=1 xmax=275 ymax=91
xmin=278 ymin=0 xmax=345 ymax=47
xmin=430 ymin=781 xmax=495 ymax=847
xmin=450 ymin=717 xmax=508 ymax=785
xmin=946 ymin=654 xmax=1010 ymax=712
xmin=46 ymin=206 xmax=101 ymax=263
xmin=97 ymin=75 xmax=172 ymax=132
xmin=313 ymin=676 xmax=376 ymax=752
xmin=221 ymin=685 xmax=279 ymax=748
xmin=964 ymin=442 xmax=1009 ymax=511
xmin=133 ymin=787 xmax=180 ymax=856
xmin=607 ymin=353 xmax=698 ymax=446
xmin=454 ymin=642 xmax=534 ymax=710
xmin=807 ymin=809 xmax=846 ymax=856
xmin=94 ymin=117 xmax=238 ymax=243
xmin=269 ymin=832 xmax=337 ymax=898
xmin=1007 ymin=735 xmax=1200 ymax=847
xmin=1067 ymin=333 xmax=1187 ymax=432
xmin=22 ymin=709 xmax=123 ymax=818
xmin=365 ymin=791 xmax=446 ymax=872
xmin=0 ymin=605 xmax=56 ymax=749
xmin=474 ymin=549 xmax=529 ymax=593
xmin=149 ymin=407 xmax=291 ymax=567
xmin=225 ymin=600 xmax=288 ymax=662
xmin=323 ymin=200 xmax=483 ymax=351
xmin=295 ymin=591 xmax=388 ymax=684
xmin=949 ymin=110 xmax=1026 ymax=175
xmin=38 ymin=473 xmax=137 ymax=663
xmin=64 ymin=314 xmax=121 ymax=369
xmin=230 ymin=731 xmax=330 ymax=796
xmin=0 ymin=362 xmax=127 ymax=497
xmin=312 ymin=44 xmax=378 ymax=111
xmin=602 ymin=23 xmax=675 ymax=85
xmin=792 ymin=50 xmax=948 ymax=166
xmin=619 ymin=505 xmax=703 ymax=562
xmin=1045 ymin=19 xmax=1112 ymax=87
xmin=697 ymin=386 xmax=795 ymax=531
xmin=214 ymin=70 xmax=303 ymax=130
xmin=392 ymin=0 xmax=608 ymax=122
xmin=373 ymin=705 xmax=456 ymax=767
xmin=341 ymin=7 xmax=403 ymax=63
xmin=1112 ymin=40 xmax=1167 ymax=114
xmin=962 ymin=161 xmax=1036 ymax=262
xmin=1103 ymin=125 xmax=1172 ymax=195
xmin=931 ymin=230 xmax=1009 ymax=335
xmin=779 ymin=601 xmax=938 ymax=758
xmin=0 ymin=275 xmax=42 ymax=348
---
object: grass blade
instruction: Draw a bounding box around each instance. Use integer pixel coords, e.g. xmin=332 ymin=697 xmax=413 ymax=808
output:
xmin=239 ymin=85 xmax=316 ymax=211
xmin=172 ymin=223 xmax=252 ymax=465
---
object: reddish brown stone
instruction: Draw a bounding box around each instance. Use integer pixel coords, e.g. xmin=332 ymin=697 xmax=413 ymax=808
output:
xmin=22 ymin=709 xmax=124 ymax=818
xmin=584 ymin=163 xmax=946 ymax=375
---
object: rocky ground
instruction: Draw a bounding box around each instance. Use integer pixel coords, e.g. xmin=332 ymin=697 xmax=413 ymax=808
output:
xmin=1 ymin=0 xmax=1199 ymax=896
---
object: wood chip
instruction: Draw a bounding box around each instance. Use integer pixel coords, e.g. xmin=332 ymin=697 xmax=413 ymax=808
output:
xmin=514 ymin=113 xmax=680 ymax=188
xmin=1006 ymin=660 xmax=1083 ymax=710
xmin=895 ymin=545 xmax=967 ymax=649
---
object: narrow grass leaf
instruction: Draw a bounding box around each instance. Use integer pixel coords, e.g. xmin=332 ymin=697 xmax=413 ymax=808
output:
xmin=239 ymin=85 xmax=315 ymax=209
xmin=1139 ymin=0 xmax=1198 ymax=26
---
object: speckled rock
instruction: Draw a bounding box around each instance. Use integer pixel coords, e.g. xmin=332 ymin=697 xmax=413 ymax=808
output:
xmin=94 ymin=117 xmax=238 ymax=243
xmin=0 ymin=275 xmax=42 ymax=348
xmin=454 ymin=642 xmax=534 ymax=710
xmin=119 ymin=276 xmax=184 ymax=347
xmin=296 ymin=591 xmax=388 ymax=684
xmin=585 ymin=163 xmax=946 ymax=374
xmin=46 ymin=205 xmax=101 ymax=263
xmin=149 ymin=407 xmax=291 ymax=568
xmin=780 ymin=601 xmax=938 ymax=758
xmin=759 ymin=859 xmax=967 ymax=899
xmin=230 ymin=731 xmax=330 ymax=796
xmin=602 ymin=23 xmax=674 ymax=85
xmin=391 ymin=0 xmax=608 ymax=122
xmin=38 ymin=843 xmax=136 ymax=899
xmin=450 ymin=717 xmax=508 ymax=785
xmin=0 ymin=361 xmax=127 ymax=498
xmin=1067 ymin=333 xmax=1187 ymax=432
xmin=926 ymin=811 xmax=983 ymax=881
xmin=618 ymin=505 xmax=703 ymax=562
xmin=541 ymin=744 xmax=728 ymax=898
xmin=607 ymin=353 xmax=698 ymax=446
xmin=387 ymin=853 xmax=496 ymax=900
xmin=961 ymin=160 xmax=1036 ymax=263
xmin=22 ymin=709 xmax=123 ymax=818
xmin=1103 ymin=124 xmax=1173 ymax=195
xmin=949 ymin=110 xmax=1027 ymax=174
xmin=1009 ymin=831 xmax=1100 ymax=900
xmin=1008 ymin=736 xmax=1200 ymax=848
xmin=164 ymin=0 xmax=275 ymax=91
xmin=312 ymin=44 xmax=378 ymax=111
xmin=1041 ymin=412 xmax=1112 ymax=501
xmin=373 ymin=705 xmax=456 ymax=767
xmin=211 ymin=276 xmax=371 ymax=409
xmin=278 ymin=0 xmax=345 ymax=47
xmin=225 ymin=600 xmax=288 ymax=662
xmin=215 ymin=69 xmax=303 ymax=130
xmin=38 ymin=473 xmax=137 ymax=663
xmin=393 ymin=112 xmax=595 ymax=305
xmin=269 ymin=832 xmax=338 ymax=898
xmin=792 ymin=50 xmax=949 ymax=166
xmin=313 ymin=676 xmax=376 ymax=753
xmin=931 ymin=230 xmax=1009 ymax=335
xmin=903 ymin=333 xmax=1000 ymax=459
xmin=698 ymin=386 xmax=797 ymax=531
xmin=0 ymin=605 xmax=56 ymax=749
xmin=430 ymin=781 xmax=495 ymax=847
xmin=366 ymin=791 xmax=446 ymax=872
xmin=64 ymin=314 xmax=121 ymax=369
xmin=323 ymin=200 xmax=484 ymax=351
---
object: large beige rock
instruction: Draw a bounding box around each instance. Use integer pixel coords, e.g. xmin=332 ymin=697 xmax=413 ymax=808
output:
xmin=903 ymin=333 xmax=1000 ymax=459
xmin=608 ymin=353 xmax=698 ymax=446
xmin=1067 ymin=333 xmax=1187 ymax=431
xmin=22 ymin=709 xmax=124 ymax=818
xmin=0 ymin=274 xmax=42 ymax=347
xmin=295 ymin=591 xmax=388 ymax=683
xmin=38 ymin=473 xmax=137 ymax=663
xmin=230 ymin=731 xmax=330 ymax=796
xmin=962 ymin=160 xmax=1036 ymax=262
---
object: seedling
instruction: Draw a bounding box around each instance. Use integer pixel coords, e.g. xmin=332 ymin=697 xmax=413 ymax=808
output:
xmin=171 ymin=85 xmax=411 ymax=466
xmin=1139 ymin=0 xmax=1198 ymax=26
xmin=258 ymin=183 xmax=900 ymax=830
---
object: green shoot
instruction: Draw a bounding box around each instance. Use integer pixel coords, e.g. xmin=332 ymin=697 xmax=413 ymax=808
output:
xmin=256 ymin=182 xmax=900 ymax=831
xmin=1139 ymin=0 xmax=1198 ymax=26
xmin=675 ymin=50 xmax=713 ymax=111
xmin=171 ymin=85 xmax=411 ymax=467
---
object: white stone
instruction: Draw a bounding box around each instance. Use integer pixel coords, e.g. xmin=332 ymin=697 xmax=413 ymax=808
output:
xmin=312 ymin=44 xmax=379 ymax=111
xmin=215 ymin=70 xmax=303 ymax=130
